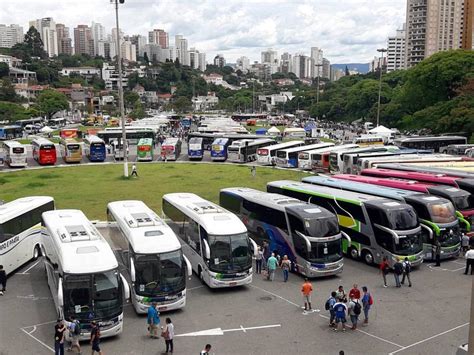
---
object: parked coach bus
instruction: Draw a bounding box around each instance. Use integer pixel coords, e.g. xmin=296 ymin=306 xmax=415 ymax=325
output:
xmin=83 ymin=135 xmax=106 ymax=162
xmin=162 ymin=193 xmax=256 ymax=288
xmin=60 ymin=138 xmax=82 ymax=163
xmin=211 ymin=138 xmax=230 ymax=161
xmin=0 ymin=125 xmax=22 ymax=140
xmin=377 ymin=163 xmax=474 ymax=179
xmin=304 ymin=176 xmax=463 ymax=260
xmin=220 ymin=188 xmax=349 ymax=277
xmin=227 ymin=139 xmax=275 ymax=163
xmin=188 ymin=137 xmax=204 ymax=160
xmin=276 ymin=143 xmax=334 ymax=168
xmin=0 ymin=196 xmax=54 ymax=275
xmin=106 ymin=200 xmax=192 ymax=313
xmin=329 ymin=146 xmax=398 ymax=174
xmin=42 ymin=210 xmax=130 ymax=339
xmin=394 ymin=136 xmax=467 ymax=153
xmin=137 ymin=138 xmax=154 ymax=161
xmin=353 ymin=136 xmax=384 ymax=147
xmin=32 ymin=138 xmax=57 ymax=165
xmin=311 ymin=144 xmax=359 ymax=173
xmin=257 ymin=140 xmax=304 ymax=165
xmin=161 ymin=138 xmax=181 ymax=161
xmin=2 ymin=141 xmax=27 ymax=167
xmin=267 ymin=181 xmax=424 ymax=267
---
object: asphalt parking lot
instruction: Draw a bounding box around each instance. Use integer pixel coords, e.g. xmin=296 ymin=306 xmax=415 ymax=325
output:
xmin=1 ymin=243 xmax=471 ymax=355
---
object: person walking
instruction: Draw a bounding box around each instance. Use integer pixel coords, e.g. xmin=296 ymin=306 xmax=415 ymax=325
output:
xmin=349 ymin=284 xmax=361 ymax=301
xmin=162 ymin=317 xmax=174 ymax=353
xmin=464 ymin=246 xmax=474 ymax=275
xmin=90 ymin=321 xmax=102 ymax=355
xmin=262 ymin=241 xmax=270 ymax=270
xmin=54 ymin=319 xmax=66 ymax=355
xmin=301 ymin=278 xmax=313 ymax=311
xmin=131 ymin=163 xmax=138 ymax=177
xmin=393 ymin=259 xmax=403 ymax=288
xmin=333 ymin=298 xmax=348 ymax=332
xmin=267 ymin=253 xmax=278 ymax=281
xmin=0 ymin=265 xmax=6 ymax=295
xmin=379 ymin=257 xmax=390 ymax=288
xmin=147 ymin=302 xmax=160 ymax=339
xmin=66 ymin=315 xmax=81 ymax=354
xmin=347 ymin=297 xmax=360 ymax=330
xmin=361 ymin=286 xmax=373 ymax=325
xmin=200 ymin=344 xmax=212 ymax=355
xmin=327 ymin=291 xmax=337 ymax=327
xmin=280 ymin=255 xmax=291 ymax=282
xmin=401 ymin=257 xmax=412 ymax=287
xmin=435 ymin=240 xmax=441 ymax=267
xmin=462 ymin=233 xmax=470 ymax=255
xmin=255 ymin=246 xmax=263 ymax=274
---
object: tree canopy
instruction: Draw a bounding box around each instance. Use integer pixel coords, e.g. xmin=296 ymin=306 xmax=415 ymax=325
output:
xmin=35 ymin=89 xmax=69 ymax=119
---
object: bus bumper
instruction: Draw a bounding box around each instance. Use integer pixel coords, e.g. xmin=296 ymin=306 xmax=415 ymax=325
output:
xmin=299 ymin=261 xmax=344 ymax=277
xmin=209 ymin=273 xmax=253 ymax=288
xmin=133 ymin=291 xmax=187 ymax=314
xmin=78 ymin=315 xmax=123 ymax=341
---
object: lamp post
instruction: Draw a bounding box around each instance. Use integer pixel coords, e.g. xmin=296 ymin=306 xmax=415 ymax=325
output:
xmin=376 ymin=48 xmax=387 ymax=128
xmin=314 ymin=63 xmax=323 ymax=119
xmin=112 ymin=0 xmax=128 ymax=177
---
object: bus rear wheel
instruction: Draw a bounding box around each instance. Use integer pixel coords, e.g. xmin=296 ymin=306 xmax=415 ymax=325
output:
xmin=363 ymin=250 xmax=374 ymax=265
xmin=198 ymin=266 xmax=204 ymax=283
xmin=349 ymin=247 xmax=359 ymax=260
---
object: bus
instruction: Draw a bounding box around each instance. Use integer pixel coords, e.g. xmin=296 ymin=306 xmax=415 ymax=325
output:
xmin=162 ymin=193 xmax=256 ymax=288
xmin=83 ymin=135 xmax=106 ymax=162
xmin=210 ymin=138 xmax=230 ymax=161
xmin=276 ymin=143 xmax=334 ymax=168
xmin=0 ymin=125 xmax=22 ymax=140
xmin=32 ymin=138 xmax=57 ymax=165
xmin=377 ymin=163 xmax=474 ymax=179
xmin=42 ymin=209 xmax=130 ymax=339
xmin=303 ymin=176 xmax=463 ymax=260
xmin=329 ymin=146 xmax=398 ymax=174
xmin=342 ymin=151 xmax=399 ymax=174
xmin=188 ymin=137 xmax=204 ymax=160
xmin=311 ymin=144 xmax=359 ymax=173
xmin=283 ymin=128 xmax=306 ymax=138
xmin=220 ymin=188 xmax=349 ymax=277
xmin=106 ymin=200 xmax=192 ymax=313
xmin=267 ymin=181 xmax=424 ymax=267
xmin=256 ymin=140 xmax=304 ymax=165
xmin=336 ymin=174 xmax=473 ymax=232
xmin=161 ymin=138 xmax=182 ymax=161
xmin=298 ymin=144 xmax=357 ymax=171
xmin=60 ymin=138 xmax=82 ymax=163
xmin=2 ymin=141 xmax=27 ymax=167
xmin=97 ymin=127 xmax=155 ymax=144
xmin=137 ymin=138 xmax=154 ymax=161
xmin=444 ymin=144 xmax=474 ymax=156
xmin=110 ymin=139 xmax=128 ymax=160
xmin=187 ymin=133 xmax=270 ymax=151
xmin=353 ymin=136 xmax=384 ymax=147
xmin=227 ymin=139 xmax=275 ymax=163
xmin=0 ymin=196 xmax=54 ymax=275
xmin=394 ymin=136 xmax=467 ymax=152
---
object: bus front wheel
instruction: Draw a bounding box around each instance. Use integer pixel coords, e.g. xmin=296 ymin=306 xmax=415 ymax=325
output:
xmin=198 ymin=266 xmax=204 ymax=283
xmin=33 ymin=245 xmax=42 ymax=260
xmin=363 ymin=250 xmax=374 ymax=265
xmin=349 ymin=247 xmax=359 ymax=260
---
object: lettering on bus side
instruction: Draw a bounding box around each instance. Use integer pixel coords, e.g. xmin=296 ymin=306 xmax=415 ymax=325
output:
xmin=0 ymin=235 xmax=20 ymax=254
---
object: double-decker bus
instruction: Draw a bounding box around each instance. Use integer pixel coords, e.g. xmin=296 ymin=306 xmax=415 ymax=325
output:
xmin=220 ymin=188 xmax=349 ymax=277
xmin=276 ymin=143 xmax=334 ymax=168
xmin=394 ymin=136 xmax=467 ymax=153
xmin=32 ymin=138 xmax=57 ymax=165
xmin=328 ymin=146 xmax=397 ymax=174
xmin=59 ymin=138 xmax=82 ymax=163
xmin=310 ymin=144 xmax=359 ymax=173
xmin=188 ymin=137 xmax=204 ymax=160
xmin=0 ymin=196 xmax=54 ymax=275
xmin=83 ymin=135 xmax=106 ymax=162
xmin=303 ymin=176 xmax=463 ymax=260
xmin=377 ymin=163 xmax=474 ymax=179
xmin=42 ymin=210 xmax=129 ymax=339
xmin=161 ymin=138 xmax=182 ymax=161
xmin=106 ymin=201 xmax=192 ymax=313
xmin=210 ymin=138 xmax=230 ymax=161
xmin=2 ymin=141 xmax=27 ymax=167
xmin=336 ymin=174 xmax=472 ymax=233
xmin=0 ymin=125 xmax=22 ymax=140
xmin=257 ymin=140 xmax=304 ymax=165
xmin=227 ymin=139 xmax=275 ymax=163
xmin=267 ymin=181 xmax=424 ymax=267
xmin=137 ymin=138 xmax=154 ymax=161
xmin=162 ymin=193 xmax=256 ymax=288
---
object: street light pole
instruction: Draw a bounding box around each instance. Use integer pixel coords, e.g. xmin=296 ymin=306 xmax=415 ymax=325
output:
xmin=376 ymin=48 xmax=387 ymax=128
xmin=314 ymin=64 xmax=323 ymax=119
xmin=113 ymin=0 xmax=128 ymax=177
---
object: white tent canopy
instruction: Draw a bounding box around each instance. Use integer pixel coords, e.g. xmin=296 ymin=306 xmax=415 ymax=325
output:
xmin=39 ymin=126 xmax=54 ymax=133
xmin=267 ymin=126 xmax=281 ymax=135
xmin=368 ymin=125 xmax=395 ymax=134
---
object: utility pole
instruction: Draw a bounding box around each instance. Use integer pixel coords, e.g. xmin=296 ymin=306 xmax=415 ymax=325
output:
xmin=314 ymin=63 xmax=323 ymax=119
xmin=376 ymin=48 xmax=387 ymax=128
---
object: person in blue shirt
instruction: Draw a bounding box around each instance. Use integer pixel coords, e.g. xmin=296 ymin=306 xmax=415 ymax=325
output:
xmin=266 ymin=253 xmax=278 ymax=281
xmin=147 ymin=302 xmax=160 ymax=339
xmin=328 ymin=291 xmax=337 ymax=327
xmin=333 ymin=298 xmax=348 ymax=332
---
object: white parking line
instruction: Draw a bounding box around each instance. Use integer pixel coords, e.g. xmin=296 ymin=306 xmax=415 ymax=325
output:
xmin=388 ymin=322 xmax=469 ymax=355
xmin=187 ymin=285 xmax=204 ymax=291
xmin=21 ymin=328 xmax=54 ymax=353
xmin=19 ymin=260 xmax=41 ymax=275
xmin=249 ymin=284 xmax=300 ymax=308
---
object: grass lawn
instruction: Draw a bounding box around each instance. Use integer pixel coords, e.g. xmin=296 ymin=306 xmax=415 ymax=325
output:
xmin=0 ymin=163 xmax=310 ymax=220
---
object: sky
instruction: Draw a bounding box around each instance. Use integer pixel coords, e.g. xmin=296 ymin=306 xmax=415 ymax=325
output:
xmin=1 ymin=0 xmax=407 ymax=64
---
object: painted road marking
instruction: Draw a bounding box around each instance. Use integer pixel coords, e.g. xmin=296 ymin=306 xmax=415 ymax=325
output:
xmin=19 ymin=260 xmax=41 ymax=275
xmin=21 ymin=328 xmax=54 ymax=353
xmin=175 ymin=324 xmax=281 ymax=337
xmin=17 ymin=294 xmax=52 ymax=301
xmin=187 ymin=285 xmax=205 ymax=291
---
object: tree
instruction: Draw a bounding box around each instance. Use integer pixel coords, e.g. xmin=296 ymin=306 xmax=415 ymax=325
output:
xmin=345 ymin=66 xmax=350 ymax=76
xmin=23 ymin=26 xmax=47 ymax=58
xmin=130 ymin=99 xmax=145 ymax=119
xmin=0 ymin=79 xmax=17 ymax=102
xmin=143 ymin=52 xmax=150 ymax=65
xmin=0 ymin=63 xmax=9 ymax=78
xmin=173 ymin=96 xmax=192 ymax=112
xmin=124 ymin=91 xmax=140 ymax=109
xmin=35 ymin=89 xmax=69 ymax=119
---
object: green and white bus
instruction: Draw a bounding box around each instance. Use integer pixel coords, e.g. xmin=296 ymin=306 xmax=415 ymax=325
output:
xmin=267 ymin=181 xmax=424 ymax=267
xmin=137 ymin=138 xmax=154 ymax=161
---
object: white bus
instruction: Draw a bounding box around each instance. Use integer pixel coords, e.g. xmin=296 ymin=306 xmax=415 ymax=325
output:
xmin=0 ymin=196 xmax=54 ymax=275
xmin=256 ymin=140 xmax=304 ymax=165
xmin=297 ymin=145 xmax=357 ymax=171
xmin=2 ymin=141 xmax=27 ymax=167
xmin=42 ymin=210 xmax=130 ymax=339
xmin=220 ymin=188 xmax=348 ymax=277
xmin=162 ymin=193 xmax=256 ymax=288
xmin=106 ymin=200 xmax=192 ymax=314
xmin=276 ymin=143 xmax=334 ymax=168
xmin=227 ymin=138 xmax=275 ymax=163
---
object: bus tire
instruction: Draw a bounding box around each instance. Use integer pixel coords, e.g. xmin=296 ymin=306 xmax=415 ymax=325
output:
xmin=33 ymin=245 xmax=41 ymax=260
xmin=349 ymin=247 xmax=359 ymax=260
xmin=362 ymin=250 xmax=374 ymax=265
xmin=198 ymin=266 xmax=204 ymax=283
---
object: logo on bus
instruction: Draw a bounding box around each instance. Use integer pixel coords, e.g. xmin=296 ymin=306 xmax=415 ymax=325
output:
xmin=0 ymin=235 xmax=20 ymax=254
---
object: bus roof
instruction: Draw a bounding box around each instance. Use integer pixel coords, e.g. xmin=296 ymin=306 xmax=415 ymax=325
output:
xmin=84 ymin=135 xmax=104 ymax=143
xmin=395 ymin=136 xmax=467 ymax=143
xmin=340 ymin=146 xmax=399 ymax=156
xmin=42 ymin=209 xmax=118 ymax=273
xmin=259 ymin=140 xmax=303 ymax=152
xmin=138 ymin=138 xmax=153 ymax=145
xmin=2 ymin=140 xmax=23 ymax=148
xmin=279 ymin=142 xmax=334 ymax=154
xmin=211 ymin=137 xmax=229 ymax=145
xmin=163 ymin=138 xmax=180 ymax=145
xmin=0 ymin=196 xmax=54 ymax=224
xmin=107 ymin=200 xmax=181 ymax=254
xmin=361 ymin=168 xmax=464 ymax=186
xmin=230 ymin=138 xmax=274 ymax=147
xmin=32 ymin=137 xmax=55 ymax=146
xmin=189 ymin=137 xmax=203 ymax=144
xmin=61 ymin=138 xmax=78 ymax=144
xmin=376 ymin=163 xmax=474 ymax=178
xmin=163 ymin=193 xmax=247 ymax=235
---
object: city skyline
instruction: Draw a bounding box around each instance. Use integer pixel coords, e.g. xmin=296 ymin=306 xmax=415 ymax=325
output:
xmin=1 ymin=0 xmax=406 ymax=63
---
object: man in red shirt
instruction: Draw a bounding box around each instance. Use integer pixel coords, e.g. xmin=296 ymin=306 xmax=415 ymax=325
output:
xmin=379 ymin=257 xmax=390 ymax=288
xmin=349 ymin=284 xmax=361 ymax=300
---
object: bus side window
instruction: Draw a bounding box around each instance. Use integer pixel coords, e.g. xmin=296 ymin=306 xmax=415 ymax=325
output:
xmin=185 ymin=219 xmax=201 ymax=255
xmin=288 ymin=214 xmax=307 ymax=258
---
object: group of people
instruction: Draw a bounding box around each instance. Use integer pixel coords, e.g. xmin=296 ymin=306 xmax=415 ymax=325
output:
xmin=256 ymin=243 xmax=292 ymax=282
xmin=147 ymin=302 xmax=175 ymax=353
xmin=54 ymin=316 xmax=97 ymax=355
xmin=379 ymin=257 xmax=413 ymax=288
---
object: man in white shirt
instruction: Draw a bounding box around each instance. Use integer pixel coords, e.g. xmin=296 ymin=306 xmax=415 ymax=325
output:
xmin=464 ymin=247 xmax=474 ymax=275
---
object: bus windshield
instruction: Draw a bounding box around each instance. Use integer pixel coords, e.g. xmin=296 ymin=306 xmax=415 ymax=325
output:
xmin=393 ymin=234 xmax=423 ymax=255
xmin=12 ymin=147 xmax=25 ymax=154
xmin=134 ymin=250 xmax=184 ymax=296
xmin=67 ymin=144 xmax=80 ymax=151
xmin=384 ymin=207 xmax=418 ymax=230
xmin=40 ymin=144 xmax=55 ymax=150
xmin=208 ymin=233 xmax=252 ymax=273
xmin=309 ymin=239 xmax=342 ymax=263
xmin=304 ymin=217 xmax=339 ymax=238
xmin=450 ymin=194 xmax=470 ymax=210
xmin=427 ymin=202 xmax=457 ymax=224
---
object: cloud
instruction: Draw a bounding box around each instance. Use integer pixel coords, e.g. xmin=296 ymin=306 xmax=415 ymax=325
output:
xmin=1 ymin=0 xmax=406 ymax=64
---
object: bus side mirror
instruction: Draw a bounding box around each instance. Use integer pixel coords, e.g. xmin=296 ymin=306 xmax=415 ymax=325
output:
xmin=58 ymin=277 xmax=64 ymax=308
xmin=183 ymin=255 xmax=192 ymax=278
xmin=341 ymin=231 xmax=351 ymax=246
xmin=296 ymin=231 xmax=312 ymax=253
xmin=249 ymin=237 xmax=258 ymax=257
xmin=202 ymin=239 xmax=211 ymax=259
xmin=120 ymin=273 xmax=130 ymax=301
xmin=130 ymin=258 xmax=136 ymax=283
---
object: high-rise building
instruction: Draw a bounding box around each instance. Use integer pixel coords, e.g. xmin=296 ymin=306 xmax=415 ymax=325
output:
xmin=462 ymin=0 xmax=474 ymax=49
xmin=121 ymin=40 xmax=136 ymax=62
xmin=174 ymin=35 xmax=189 ymax=65
xmin=322 ymin=58 xmax=331 ymax=79
xmin=97 ymin=40 xmax=111 ymax=59
xmin=130 ymin=35 xmax=147 ymax=60
xmin=261 ymin=48 xmax=278 ymax=64
xmin=214 ymin=54 xmax=225 ymax=67
xmin=148 ymin=29 xmax=168 ymax=48
xmin=0 ymin=24 xmax=23 ymax=48
xmin=30 ymin=17 xmax=58 ymax=57
xmin=387 ymin=24 xmax=406 ymax=72
xmin=405 ymin=0 xmax=464 ymax=68
xmin=91 ymin=22 xmax=105 ymax=56
xmin=74 ymin=25 xmax=94 ymax=56
xmin=198 ymin=53 xmax=206 ymax=71
xmin=236 ymin=56 xmax=250 ymax=72
xmin=310 ymin=47 xmax=323 ymax=78
xmin=56 ymin=24 xmax=72 ymax=55
xmin=188 ymin=48 xmax=200 ymax=70
xmin=292 ymin=54 xmax=311 ymax=78
xmin=280 ymin=52 xmax=292 ymax=73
